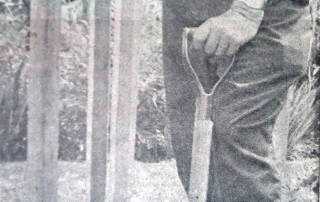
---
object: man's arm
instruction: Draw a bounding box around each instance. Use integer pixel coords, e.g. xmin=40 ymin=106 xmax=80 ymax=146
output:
xmin=191 ymin=0 xmax=267 ymax=56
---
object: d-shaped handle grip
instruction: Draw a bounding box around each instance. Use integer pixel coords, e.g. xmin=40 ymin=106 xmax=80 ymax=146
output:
xmin=182 ymin=27 xmax=235 ymax=96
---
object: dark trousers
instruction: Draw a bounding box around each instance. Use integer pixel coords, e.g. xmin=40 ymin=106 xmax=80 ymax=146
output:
xmin=163 ymin=1 xmax=310 ymax=201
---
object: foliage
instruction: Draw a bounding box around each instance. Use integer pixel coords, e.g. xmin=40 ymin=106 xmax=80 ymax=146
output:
xmin=0 ymin=0 xmax=29 ymax=161
xmin=59 ymin=19 xmax=88 ymax=161
xmin=0 ymin=0 xmax=171 ymax=162
xmin=0 ymin=0 xmax=89 ymax=161
xmin=135 ymin=0 xmax=174 ymax=162
xmin=282 ymin=1 xmax=320 ymax=199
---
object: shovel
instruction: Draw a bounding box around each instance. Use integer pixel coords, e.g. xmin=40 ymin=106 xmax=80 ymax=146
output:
xmin=182 ymin=27 xmax=234 ymax=202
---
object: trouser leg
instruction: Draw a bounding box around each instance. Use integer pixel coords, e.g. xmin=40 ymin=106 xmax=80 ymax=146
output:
xmin=207 ymin=76 xmax=289 ymax=201
xmin=211 ymin=121 xmax=282 ymax=201
xmin=162 ymin=6 xmax=196 ymax=192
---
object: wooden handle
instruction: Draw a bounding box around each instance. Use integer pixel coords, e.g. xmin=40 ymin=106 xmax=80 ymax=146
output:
xmin=188 ymin=118 xmax=214 ymax=202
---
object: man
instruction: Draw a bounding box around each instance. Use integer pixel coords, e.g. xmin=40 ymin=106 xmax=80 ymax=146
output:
xmin=163 ymin=0 xmax=311 ymax=201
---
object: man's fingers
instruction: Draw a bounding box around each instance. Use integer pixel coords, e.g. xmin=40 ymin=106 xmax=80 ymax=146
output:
xmin=226 ymin=40 xmax=240 ymax=56
xmin=191 ymin=18 xmax=237 ymax=56
xmin=191 ymin=22 xmax=211 ymax=50
xmin=203 ymin=31 xmax=220 ymax=56
xmin=215 ymin=36 xmax=229 ymax=56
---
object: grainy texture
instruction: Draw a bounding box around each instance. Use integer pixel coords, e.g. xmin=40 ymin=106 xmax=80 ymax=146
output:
xmin=0 ymin=0 xmax=318 ymax=201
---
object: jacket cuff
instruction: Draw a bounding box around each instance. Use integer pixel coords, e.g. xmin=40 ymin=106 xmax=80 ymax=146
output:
xmin=231 ymin=0 xmax=265 ymax=23
xmin=236 ymin=0 xmax=267 ymax=10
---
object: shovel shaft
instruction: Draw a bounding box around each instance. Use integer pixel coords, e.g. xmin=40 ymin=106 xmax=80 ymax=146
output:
xmin=194 ymin=94 xmax=212 ymax=120
xmin=188 ymin=94 xmax=213 ymax=202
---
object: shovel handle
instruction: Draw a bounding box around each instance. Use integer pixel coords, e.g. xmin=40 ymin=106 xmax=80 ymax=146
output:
xmin=183 ymin=27 xmax=234 ymax=202
xmin=182 ymin=27 xmax=235 ymax=96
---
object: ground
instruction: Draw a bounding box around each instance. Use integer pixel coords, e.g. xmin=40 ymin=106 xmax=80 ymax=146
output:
xmin=0 ymin=158 xmax=318 ymax=201
xmin=0 ymin=160 xmax=188 ymax=202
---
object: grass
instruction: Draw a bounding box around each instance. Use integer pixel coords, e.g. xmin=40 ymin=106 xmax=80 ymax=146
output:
xmin=0 ymin=160 xmax=188 ymax=202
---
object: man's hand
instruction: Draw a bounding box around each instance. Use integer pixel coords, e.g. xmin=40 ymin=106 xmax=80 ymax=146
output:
xmin=191 ymin=0 xmax=265 ymax=56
